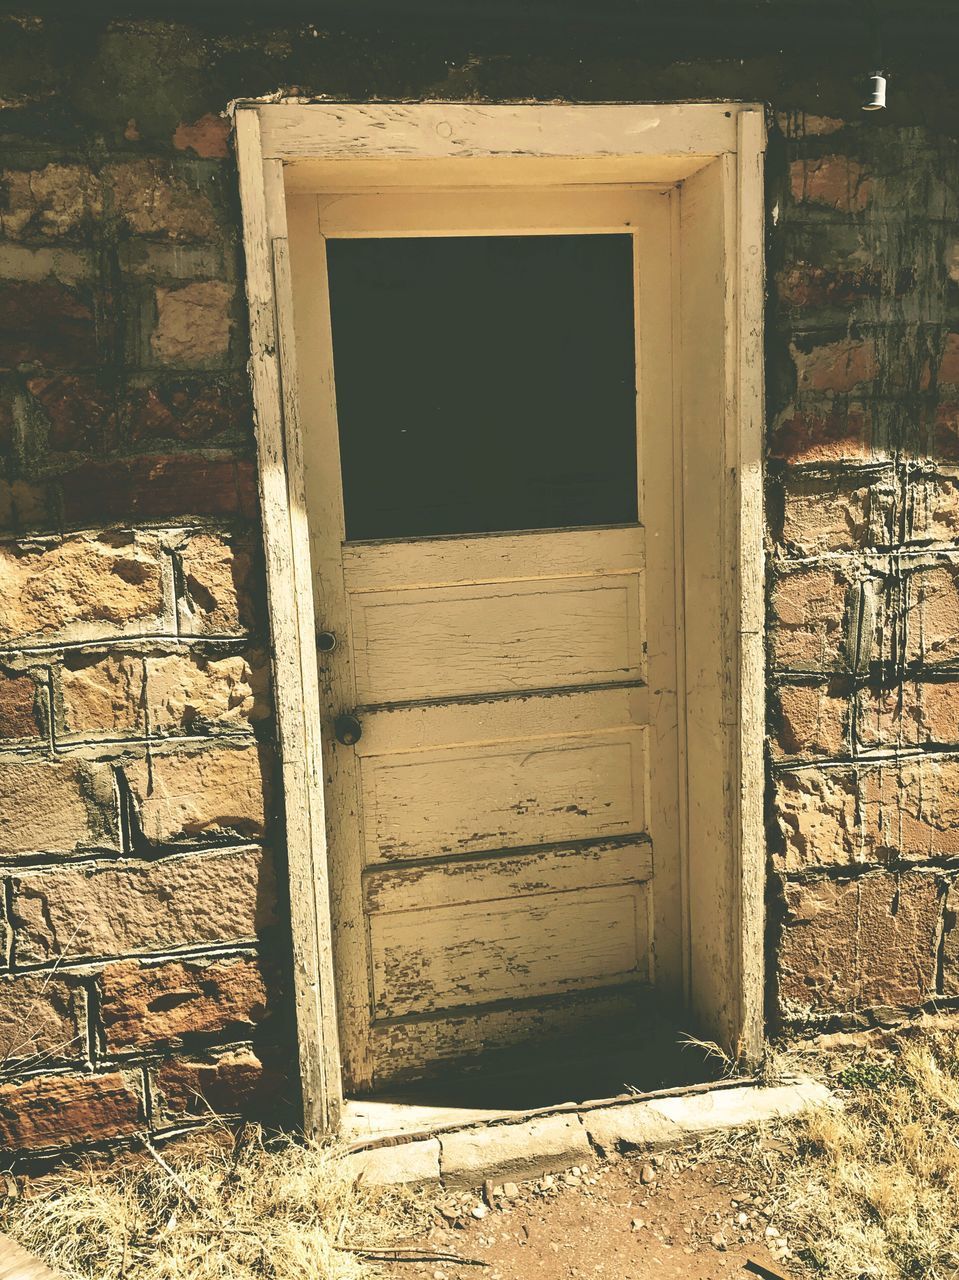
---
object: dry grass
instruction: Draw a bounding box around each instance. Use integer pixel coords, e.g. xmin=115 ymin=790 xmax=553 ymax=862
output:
xmin=701 ymin=1027 xmax=959 ymax=1279
xmin=0 ymin=1126 xmax=425 ymax=1280
xmin=7 ymin=1027 xmax=959 ymax=1280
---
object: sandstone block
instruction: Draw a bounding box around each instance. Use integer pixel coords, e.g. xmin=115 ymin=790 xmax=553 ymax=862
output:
xmin=778 ymin=872 xmax=941 ymax=1016
xmin=769 ymin=402 xmax=872 ymax=465
xmin=0 ymin=757 xmax=119 ymax=856
xmin=791 ymin=337 xmax=877 ymax=393
xmin=440 ymin=1114 xmax=591 ymax=1189
xmin=122 ymin=742 xmax=270 ymax=844
xmin=24 ymin=373 xmax=117 ymax=454
xmin=0 ymin=164 xmax=102 ymax=240
xmin=175 ymin=531 xmax=257 ymax=635
xmin=942 ymin=881 xmax=959 ymax=998
xmin=773 ymin=767 xmax=861 ymax=870
xmin=152 ymin=1049 xmax=284 ymax=1121
xmin=0 ymin=533 xmax=167 ymax=647
xmin=0 ymin=973 xmax=82 ymax=1063
xmin=151 ymin=281 xmax=233 ymax=366
xmin=776 ymin=263 xmax=881 ymax=310
xmin=857 ymin=681 xmax=959 ymax=749
xmin=933 ymin=402 xmax=959 ymax=461
xmin=858 ymin=757 xmax=959 ymax=861
xmin=58 ymin=456 xmax=258 ymax=524
xmin=0 ymin=281 xmax=96 ymax=370
xmin=904 ymin=563 xmax=959 ymax=665
xmin=939 ymin=333 xmax=959 ymax=386
xmin=769 ymin=567 xmax=851 ymax=672
xmin=0 ymin=1071 xmax=142 ymax=1151
xmin=59 ymin=652 xmax=146 ymax=738
xmin=172 ymin=114 xmax=231 ymax=159
xmin=0 ymin=478 xmax=50 ymax=535
xmin=775 ymin=758 xmax=959 ymax=869
xmin=771 ymin=682 xmax=849 ymax=759
xmin=0 ymin=667 xmax=45 ymax=741
xmin=776 ymin=113 xmax=845 ymax=138
xmin=103 ymin=160 xmax=219 ymax=241
xmin=146 ymin=649 xmax=271 ymax=734
xmin=778 ymin=472 xmax=893 ymax=555
xmin=789 ymin=156 xmax=872 ymax=213
xmin=908 ymin=471 xmax=959 ymax=544
xmin=126 ymin=376 xmax=250 ymax=446
xmin=99 ymin=954 xmax=270 ymax=1050
xmin=10 ymin=846 xmax=276 ymax=962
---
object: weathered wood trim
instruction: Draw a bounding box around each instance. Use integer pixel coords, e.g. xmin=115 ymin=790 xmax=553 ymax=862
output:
xmin=235 ymin=107 xmax=342 ymax=1133
xmin=256 ymin=102 xmax=752 ymax=162
xmin=734 ymin=107 xmax=767 ymax=1063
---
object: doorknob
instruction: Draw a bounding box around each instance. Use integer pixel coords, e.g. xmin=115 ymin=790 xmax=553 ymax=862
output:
xmin=334 ymin=713 xmax=363 ymax=746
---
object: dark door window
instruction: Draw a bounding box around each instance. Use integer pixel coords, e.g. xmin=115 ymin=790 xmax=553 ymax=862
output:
xmin=326 ymin=233 xmax=637 ymax=541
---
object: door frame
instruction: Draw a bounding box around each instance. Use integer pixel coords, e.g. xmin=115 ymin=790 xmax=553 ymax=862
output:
xmin=234 ymin=101 xmax=767 ymax=1134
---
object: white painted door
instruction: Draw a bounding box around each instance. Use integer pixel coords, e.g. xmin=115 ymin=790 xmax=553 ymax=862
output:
xmin=288 ymin=184 xmax=683 ymax=1092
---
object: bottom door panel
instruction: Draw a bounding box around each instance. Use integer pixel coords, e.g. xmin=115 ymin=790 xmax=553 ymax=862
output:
xmin=371 ymin=984 xmax=651 ymax=1086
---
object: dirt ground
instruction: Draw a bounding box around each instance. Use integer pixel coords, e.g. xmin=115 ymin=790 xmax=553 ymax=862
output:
xmin=379 ymin=1149 xmax=794 ymax=1280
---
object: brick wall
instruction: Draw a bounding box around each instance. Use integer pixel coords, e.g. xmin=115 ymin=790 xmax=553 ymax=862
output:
xmin=1 ymin=5 xmax=958 ymax=1158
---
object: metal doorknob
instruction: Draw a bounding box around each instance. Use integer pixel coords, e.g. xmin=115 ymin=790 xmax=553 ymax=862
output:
xmin=334 ymin=713 xmax=363 ymax=746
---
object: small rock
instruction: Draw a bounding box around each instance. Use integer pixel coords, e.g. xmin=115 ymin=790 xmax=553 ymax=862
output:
xmin=571 ymin=1166 xmax=582 ymax=1176
xmin=564 ymin=1173 xmax=581 ymax=1186
xmin=640 ymin=1164 xmax=656 ymax=1184
xmin=711 ymin=1233 xmax=727 ymax=1251
xmin=652 ymin=1154 xmax=664 ymax=1167
xmin=765 ymin=1225 xmax=780 ymax=1239
xmin=541 ymin=1175 xmax=555 ymax=1189
xmin=631 ymin=1218 xmax=646 ymax=1231
xmin=502 ymin=1182 xmax=520 ymax=1199
xmin=736 ymin=1212 xmax=749 ymax=1227
xmin=472 ymin=1203 xmax=489 ymax=1220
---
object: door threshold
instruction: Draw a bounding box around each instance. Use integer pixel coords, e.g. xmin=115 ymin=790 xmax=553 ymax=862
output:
xmin=341 ymin=1072 xmax=833 ymax=1191
xmin=342 ymin=1064 xmax=757 ymax=1152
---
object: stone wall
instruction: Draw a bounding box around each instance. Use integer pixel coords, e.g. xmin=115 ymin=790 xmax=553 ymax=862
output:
xmin=768 ymin=124 xmax=959 ymax=1026
xmin=0 ymin=19 xmax=294 ymax=1158
xmin=1 ymin=3 xmax=959 ymax=1158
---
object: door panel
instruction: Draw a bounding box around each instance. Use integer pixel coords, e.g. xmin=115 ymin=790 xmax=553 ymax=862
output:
xmin=372 ymin=985 xmax=648 ymax=1085
xmin=370 ymin=883 xmax=649 ymax=1017
xmin=288 ymin=185 xmax=682 ymax=1092
xmin=348 ymin=574 xmax=645 ymax=704
xmin=358 ymin=728 xmax=647 ymax=861
xmin=367 ymin=841 xmax=651 ymax=1020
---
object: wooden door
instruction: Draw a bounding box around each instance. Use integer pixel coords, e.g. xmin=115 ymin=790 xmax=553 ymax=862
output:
xmin=288 ymin=185 xmax=683 ymax=1092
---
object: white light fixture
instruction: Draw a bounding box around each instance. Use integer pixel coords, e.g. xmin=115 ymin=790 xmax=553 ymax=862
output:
xmin=863 ymin=72 xmax=887 ymax=111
